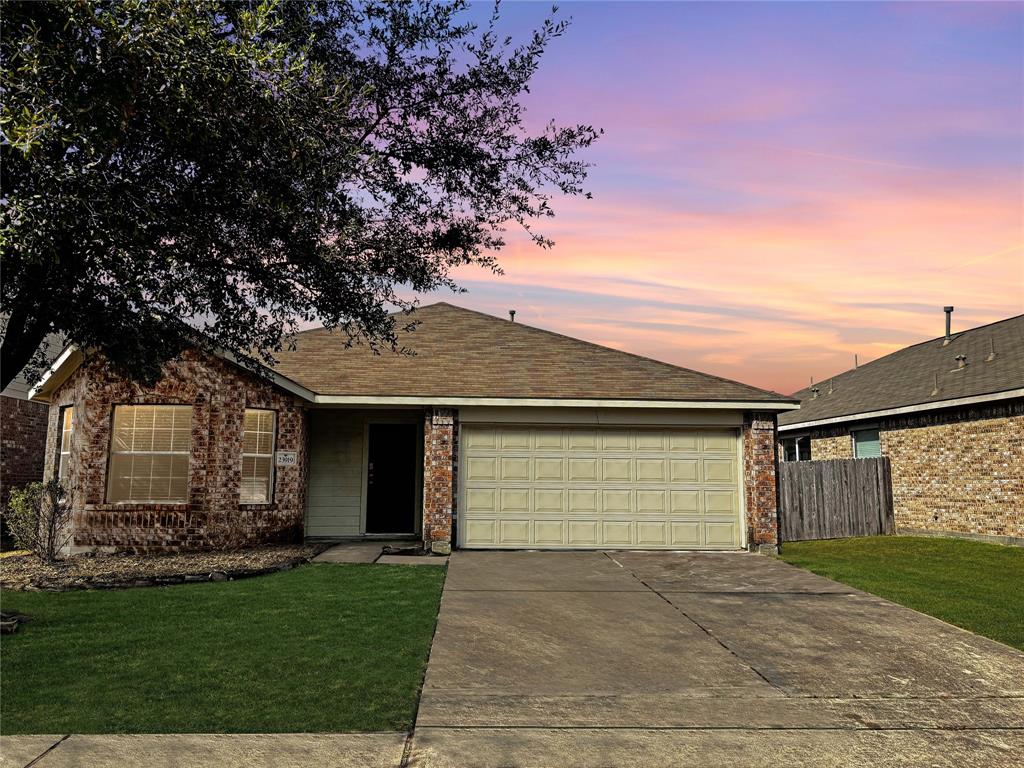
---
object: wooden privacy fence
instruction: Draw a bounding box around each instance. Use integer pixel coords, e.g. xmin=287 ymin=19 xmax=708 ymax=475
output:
xmin=779 ymin=458 xmax=894 ymax=542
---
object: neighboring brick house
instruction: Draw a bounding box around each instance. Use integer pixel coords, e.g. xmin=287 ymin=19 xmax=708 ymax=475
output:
xmin=1 ymin=391 xmax=49 ymax=509
xmin=29 ymin=302 xmax=798 ymax=554
xmin=779 ymin=310 xmax=1023 ymax=545
xmin=1 ymin=339 xmax=63 ymax=512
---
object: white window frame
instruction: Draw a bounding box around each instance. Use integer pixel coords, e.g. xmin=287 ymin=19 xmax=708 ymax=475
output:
xmin=782 ymin=434 xmax=811 ymax=462
xmin=107 ymin=404 xmax=192 ymax=504
xmin=57 ymin=406 xmax=74 ymax=481
xmin=851 ymin=426 xmax=882 ymax=459
xmin=240 ymin=409 xmax=277 ymax=505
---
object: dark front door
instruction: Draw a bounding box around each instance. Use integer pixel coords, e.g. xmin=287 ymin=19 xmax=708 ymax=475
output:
xmin=366 ymin=423 xmax=418 ymax=534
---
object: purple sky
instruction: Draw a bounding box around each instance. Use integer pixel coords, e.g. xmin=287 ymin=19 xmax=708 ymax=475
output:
xmin=421 ymin=1 xmax=1023 ymax=394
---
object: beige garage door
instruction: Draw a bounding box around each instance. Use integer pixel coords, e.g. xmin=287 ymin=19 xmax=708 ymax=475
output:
xmin=460 ymin=426 xmax=743 ymax=549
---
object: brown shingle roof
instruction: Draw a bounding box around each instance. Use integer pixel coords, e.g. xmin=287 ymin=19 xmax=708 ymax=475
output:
xmin=779 ymin=314 xmax=1024 ymax=427
xmin=269 ymin=302 xmax=792 ymax=403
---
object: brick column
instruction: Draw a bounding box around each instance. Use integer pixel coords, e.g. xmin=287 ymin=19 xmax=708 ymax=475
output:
xmin=422 ymin=408 xmax=456 ymax=554
xmin=743 ymin=411 xmax=779 ymax=552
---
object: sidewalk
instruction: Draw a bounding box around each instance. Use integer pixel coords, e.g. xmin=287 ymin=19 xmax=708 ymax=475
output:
xmin=0 ymin=733 xmax=407 ymax=768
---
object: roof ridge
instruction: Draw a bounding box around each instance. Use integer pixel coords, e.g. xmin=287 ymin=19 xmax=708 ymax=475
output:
xmin=790 ymin=312 xmax=1024 ymax=397
xmin=423 ymin=302 xmax=792 ymax=400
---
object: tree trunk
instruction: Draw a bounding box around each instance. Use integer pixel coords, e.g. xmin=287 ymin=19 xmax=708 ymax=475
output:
xmin=0 ymin=299 xmax=51 ymax=391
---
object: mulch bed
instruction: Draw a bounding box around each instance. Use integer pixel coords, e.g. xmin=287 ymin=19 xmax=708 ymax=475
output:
xmin=0 ymin=544 xmax=328 ymax=592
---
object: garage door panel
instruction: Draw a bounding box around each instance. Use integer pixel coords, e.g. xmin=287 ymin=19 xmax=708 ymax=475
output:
xmin=602 ymin=458 xmax=632 ymax=482
xmin=534 ymin=519 xmax=564 ymax=545
xmin=703 ymin=458 xmax=736 ymax=483
xmin=464 ymin=519 xmax=496 ymax=545
xmin=535 ymin=457 xmax=564 ymax=481
xmin=670 ymin=521 xmax=702 ymax=546
xmin=637 ymin=521 xmax=667 ymax=546
xmin=466 ymin=488 xmax=497 ymax=513
xmin=600 ymin=431 xmax=631 ymax=451
xmin=636 ymin=490 xmax=667 ymax=514
xmin=567 ymin=431 xmax=598 ymax=450
xmin=568 ymin=520 xmax=599 ymax=545
xmin=568 ymin=458 xmax=598 ymax=482
xmin=669 ymin=433 xmax=700 ymax=452
xmin=602 ymin=489 xmax=632 ymax=514
xmin=466 ymin=456 xmax=497 ymax=481
xmin=499 ymin=429 xmax=531 ymax=450
xmin=636 ymin=458 xmax=667 ymax=482
xmin=669 ymin=459 xmax=699 ymax=483
xmin=705 ymin=490 xmax=738 ymax=514
xmin=500 ymin=457 xmax=531 ymax=481
xmin=535 ymin=488 xmax=564 ymax=513
xmin=702 ymin=431 xmax=735 ymax=452
xmin=461 ymin=426 xmax=742 ymax=550
xmin=498 ymin=488 xmax=530 ymax=513
xmin=602 ymin=520 xmax=633 ymax=545
xmin=568 ymin=489 xmax=598 ymax=513
xmin=670 ymin=490 xmax=700 ymax=514
xmin=636 ymin=432 xmax=666 ymax=451
xmin=705 ymin=521 xmax=738 ymax=547
xmin=499 ymin=519 xmax=531 ymax=545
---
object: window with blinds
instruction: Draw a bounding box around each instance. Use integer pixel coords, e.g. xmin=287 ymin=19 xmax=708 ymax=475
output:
xmin=58 ymin=406 xmax=74 ymax=480
xmin=107 ymin=405 xmax=192 ymax=503
xmin=852 ymin=428 xmax=881 ymax=459
xmin=241 ymin=409 xmax=276 ymax=504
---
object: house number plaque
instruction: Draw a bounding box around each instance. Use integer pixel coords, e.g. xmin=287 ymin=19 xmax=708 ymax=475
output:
xmin=275 ymin=450 xmax=298 ymax=467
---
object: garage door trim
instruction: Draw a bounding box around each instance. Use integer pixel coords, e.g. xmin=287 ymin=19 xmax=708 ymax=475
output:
xmin=456 ymin=423 xmax=747 ymax=550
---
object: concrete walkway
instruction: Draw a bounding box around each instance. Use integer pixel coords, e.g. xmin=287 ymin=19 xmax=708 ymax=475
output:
xmin=0 ymin=733 xmax=407 ymax=768
xmin=409 ymin=550 xmax=1024 ymax=767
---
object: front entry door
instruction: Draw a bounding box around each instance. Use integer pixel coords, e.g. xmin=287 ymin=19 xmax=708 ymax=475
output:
xmin=366 ymin=423 xmax=418 ymax=534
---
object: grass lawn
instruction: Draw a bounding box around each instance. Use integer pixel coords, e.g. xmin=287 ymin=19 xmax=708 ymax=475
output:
xmin=780 ymin=536 xmax=1024 ymax=650
xmin=0 ymin=563 xmax=445 ymax=733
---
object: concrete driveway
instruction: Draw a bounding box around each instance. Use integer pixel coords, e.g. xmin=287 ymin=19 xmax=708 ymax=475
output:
xmin=410 ymin=550 xmax=1024 ymax=767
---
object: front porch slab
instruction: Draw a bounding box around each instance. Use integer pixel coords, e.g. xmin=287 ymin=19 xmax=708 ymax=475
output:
xmin=311 ymin=541 xmax=417 ymax=564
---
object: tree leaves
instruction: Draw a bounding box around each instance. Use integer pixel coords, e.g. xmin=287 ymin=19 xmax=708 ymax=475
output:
xmin=0 ymin=0 xmax=599 ymax=389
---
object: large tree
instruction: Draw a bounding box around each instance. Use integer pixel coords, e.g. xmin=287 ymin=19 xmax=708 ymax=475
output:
xmin=0 ymin=0 xmax=597 ymax=390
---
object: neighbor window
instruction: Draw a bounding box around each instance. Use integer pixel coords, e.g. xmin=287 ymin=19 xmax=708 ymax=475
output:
xmin=852 ymin=428 xmax=881 ymax=459
xmin=57 ymin=406 xmax=74 ymax=480
xmin=782 ymin=436 xmax=812 ymax=462
xmin=240 ymin=409 xmax=276 ymax=504
xmin=107 ymin=405 xmax=192 ymax=503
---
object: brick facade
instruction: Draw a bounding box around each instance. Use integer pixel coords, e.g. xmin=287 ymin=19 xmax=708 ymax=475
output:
xmin=422 ymin=407 xmax=456 ymax=553
xmin=807 ymin=428 xmax=853 ymax=460
xmin=45 ymin=350 xmax=308 ymax=553
xmin=1 ymin=395 xmax=49 ymax=509
xmin=794 ymin=399 xmax=1023 ymax=541
xmin=742 ymin=412 xmax=780 ymax=551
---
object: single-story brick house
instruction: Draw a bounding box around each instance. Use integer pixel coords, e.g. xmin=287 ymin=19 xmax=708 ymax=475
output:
xmin=29 ymin=303 xmax=798 ymax=554
xmin=779 ymin=310 xmax=1023 ymax=545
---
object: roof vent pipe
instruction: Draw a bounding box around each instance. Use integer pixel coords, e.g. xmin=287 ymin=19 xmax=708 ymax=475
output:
xmin=508 ymin=309 xmax=516 ymax=322
xmin=943 ymin=306 xmax=954 ymax=345
xmin=955 ymin=353 xmax=967 ymax=370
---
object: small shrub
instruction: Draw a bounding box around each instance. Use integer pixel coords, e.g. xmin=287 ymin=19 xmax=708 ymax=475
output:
xmin=4 ymin=480 xmax=73 ymax=562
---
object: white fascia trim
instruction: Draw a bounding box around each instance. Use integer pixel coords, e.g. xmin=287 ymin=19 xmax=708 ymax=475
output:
xmin=312 ymin=394 xmax=800 ymax=410
xmin=778 ymin=388 xmax=1024 ymax=432
xmin=27 ymin=347 xmax=81 ymax=402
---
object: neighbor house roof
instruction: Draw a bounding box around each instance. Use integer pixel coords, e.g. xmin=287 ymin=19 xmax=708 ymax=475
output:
xmin=269 ymin=302 xmax=795 ymax=406
xmin=779 ymin=314 xmax=1024 ymax=430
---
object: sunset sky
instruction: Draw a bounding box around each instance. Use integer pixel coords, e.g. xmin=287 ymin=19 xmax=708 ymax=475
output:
xmin=424 ymin=1 xmax=1024 ymax=395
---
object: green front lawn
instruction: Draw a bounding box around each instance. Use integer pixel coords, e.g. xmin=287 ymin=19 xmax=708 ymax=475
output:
xmin=781 ymin=536 xmax=1024 ymax=650
xmin=1 ymin=563 xmax=445 ymax=733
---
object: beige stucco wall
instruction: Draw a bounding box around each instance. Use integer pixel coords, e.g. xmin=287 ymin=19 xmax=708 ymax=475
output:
xmin=305 ymin=408 xmax=423 ymax=538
